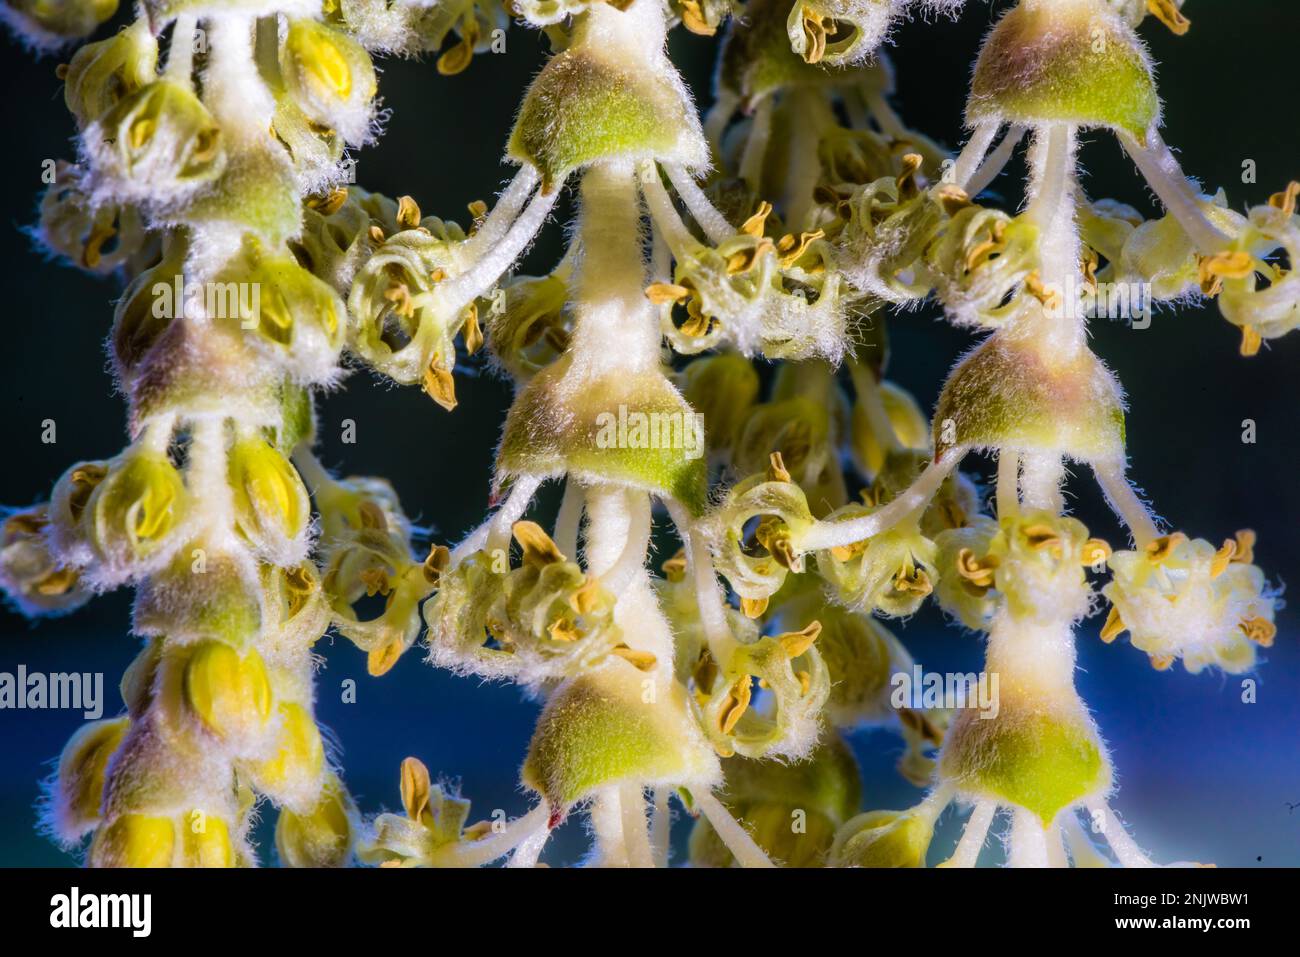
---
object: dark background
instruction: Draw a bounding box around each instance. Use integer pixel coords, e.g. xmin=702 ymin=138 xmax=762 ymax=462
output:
xmin=0 ymin=1 xmax=1296 ymax=866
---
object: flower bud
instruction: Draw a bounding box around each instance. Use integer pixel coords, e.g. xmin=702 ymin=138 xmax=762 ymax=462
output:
xmin=214 ymin=240 xmax=347 ymax=384
xmin=689 ymin=733 xmax=861 ymax=867
xmin=62 ymin=21 xmax=159 ymax=127
xmin=0 ymin=507 xmax=89 ymax=616
xmin=522 ymin=664 xmax=719 ymax=811
xmin=89 ymin=814 xmax=176 ymax=868
xmin=84 ymin=449 xmax=189 ymax=583
xmin=933 ymin=333 xmax=1126 ymax=464
xmin=967 ymin=0 xmax=1158 ymax=138
xmin=498 ymin=360 xmax=710 ymax=516
xmin=183 ymin=641 xmax=274 ymax=741
xmin=829 ymin=807 xmax=934 ymax=867
xmin=276 ymin=775 xmax=355 ymax=867
xmin=280 ymin=18 xmax=377 ymax=146
xmin=50 ymin=717 xmax=129 ymax=842
xmin=1 ymin=0 xmax=118 ymax=48
xmin=85 ymin=80 xmax=226 ymax=207
xmin=939 ymin=703 xmax=1110 ymax=825
xmin=247 ymin=702 xmax=327 ymax=810
xmin=508 ymin=41 xmax=707 ymax=192
xmin=227 ymin=436 xmax=311 ymax=564
xmin=849 ymin=380 xmax=928 ymax=477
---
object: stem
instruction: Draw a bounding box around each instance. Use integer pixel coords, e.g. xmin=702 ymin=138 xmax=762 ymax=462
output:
xmin=695 ymin=791 xmax=776 ymax=868
xmin=738 ymin=97 xmax=773 ymax=191
xmin=650 ymin=788 xmax=672 ymax=868
xmin=664 ymin=164 xmax=734 ymax=245
xmin=798 ymin=449 xmax=964 ymax=552
xmin=429 ymin=801 xmax=551 ymax=867
xmin=781 ymin=88 xmax=835 ymax=231
xmin=964 ymin=126 xmax=1026 ymax=198
xmin=553 ymin=479 xmax=585 ymax=560
xmin=591 ymin=490 xmax=652 ymax=599
xmin=590 ymin=787 xmax=630 ymax=867
xmin=619 ymin=783 xmax=655 ymax=868
xmin=952 ymin=122 xmax=1001 ymax=192
xmin=1088 ymin=802 xmax=1155 ymax=868
xmin=462 ymin=166 xmax=542 ymax=260
xmin=640 ymin=164 xmax=704 ymax=257
xmin=438 ymin=187 xmax=558 ymax=317
xmin=1022 ymin=123 xmax=1085 ymax=356
xmin=665 ymin=501 xmax=739 ymax=663
xmin=1118 ymin=130 xmax=1231 ymax=255
xmin=166 ymin=14 xmax=198 ymax=87
xmin=1018 ymin=450 xmax=1065 ymax=514
xmin=996 ymin=450 xmax=1020 ymax=519
xmin=1006 ymin=807 xmax=1050 ymax=867
xmin=570 ymin=161 xmax=659 ymax=373
xmin=942 ymin=801 xmax=997 ymax=868
xmin=459 ymin=475 xmax=541 ymax=561
xmin=1092 ymin=461 xmax=1161 ymax=547
xmin=1062 ymin=811 xmax=1112 ymax=868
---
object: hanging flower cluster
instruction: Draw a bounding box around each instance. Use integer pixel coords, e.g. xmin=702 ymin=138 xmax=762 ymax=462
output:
xmin=3 ymin=0 xmax=1290 ymax=868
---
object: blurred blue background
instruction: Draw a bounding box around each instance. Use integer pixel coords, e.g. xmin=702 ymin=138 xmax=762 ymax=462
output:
xmin=1 ymin=2 xmax=1297 ymax=866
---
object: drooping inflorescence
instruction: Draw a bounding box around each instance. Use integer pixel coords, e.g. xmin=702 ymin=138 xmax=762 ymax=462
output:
xmin=1 ymin=0 xmax=1291 ymax=868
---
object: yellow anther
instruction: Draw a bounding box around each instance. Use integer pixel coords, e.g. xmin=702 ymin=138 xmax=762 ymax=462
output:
xmin=1230 ymin=529 xmax=1256 ymax=565
xmin=422 ymin=544 xmax=451 ymax=585
xmin=767 ymin=451 xmax=792 ymax=483
xmin=719 ymin=675 xmax=752 ymax=734
xmin=422 ymin=359 xmax=457 ymax=411
xmin=829 ymin=538 xmax=868 ymax=562
xmin=799 ymin=7 xmax=830 ymax=64
xmin=1239 ymin=325 xmax=1262 ymax=357
xmin=1144 ymin=532 xmax=1186 ymax=565
xmin=466 ymin=199 xmax=488 ymax=226
xmin=645 ymin=282 xmax=690 ymax=305
xmin=1024 ymin=271 xmax=1061 ymax=310
xmin=400 ymin=756 xmax=432 ymax=822
xmin=1021 ymin=523 xmax=1063 ymax=553
xmin=461 ymin=303 xmax=484 ymax=355
xmin=82 ymin=220 xmax=117 ymax=270
xmin=546 ymin=617 xmax=581 ymax=643
xmin=935 ymin=184 xmax=972 ymax=216
xmin=1081 ymin=248 xmax=1100 ymax=291
xmin=1149 ymin=654 xmax=1175 ymax=671
xmin=358 ymin=566 xmax=391 ymax=597
xmin=679 ymin=298 xmax=712 ymax=337
xmin=384 ymin=282 xmax=415 ymax=319
xmin=965 ymin=219 xmax=1008 ymax=273
xmin=1268 ymin=181 xmax=1299 ymax=218
xmin=1146 ymin=0 xmax=1190 ymax=35
xmin=679 ymin=0 xmax=715 ymax=35
xmin=396 ymin=195 xmax=422 ymax=230
xmin=956 ymin=547 xmax=997 ymax=589
xmin=611 ymin=645 xmax=658 ymax=671
xmin=1100 ymin=605 xmax=1126 ymax=643
xmin=776 ymin=229 xmax=824 ymax=267
xmin=368 ymin=225 xmax=386 ymax=244
xmin=1210 ymin=539 xmax=1235 ymax=578
xmin=568 ymin=578 xmax=604 ymax=615
xmin=896 ymin=153 xmax=924 ymax=198
xmin=1081 ymin=538 xmax=1112 ymax=568
xmin=754 ymin=517 xmax=798 ymax=569
xmin=796 ymin=670 xmax=812 ymax=696
xmin=741 ymin=201 xmax=774 ymax=238
xmin=308 ymin=186 xmax=349 ymax=216
xmin=740 ymin=595 xmax=768 ymax=619
xmin=436 ymin=20 xmax=479 ymax=76
xmin=778 ymin=620 xmax=822 ymax=659
xmin=893 ymin=566 xmax=932 ymax=597
xmin=1239 ymin=617 xmax=1276 ymax=647
xmin=368 ymin=637 xmax=405 ymax=676
xmin=512 ymin=520 xmax=565 ymax=566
